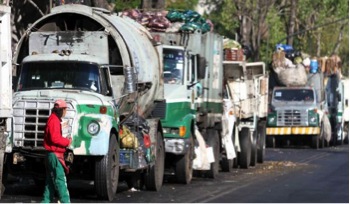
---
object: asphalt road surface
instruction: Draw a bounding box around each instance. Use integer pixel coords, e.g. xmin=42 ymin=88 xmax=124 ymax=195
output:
xmin=1 ymin=144 xmax=348 ymax=203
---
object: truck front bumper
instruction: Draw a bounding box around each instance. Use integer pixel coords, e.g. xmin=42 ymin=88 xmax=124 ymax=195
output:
xmin=266 ymin=127 xmax=320 ymax=135
xmin=164 ymin=138 xmax=191 ymax=155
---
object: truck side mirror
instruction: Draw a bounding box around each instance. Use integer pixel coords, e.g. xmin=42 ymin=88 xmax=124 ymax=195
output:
xmin=346 ymin=99 xmax=348 ymax=107
xmin=12 ymin=76 xmax=18 ymax=91
xmin=197 ymin=56 xmax=206 ymax=80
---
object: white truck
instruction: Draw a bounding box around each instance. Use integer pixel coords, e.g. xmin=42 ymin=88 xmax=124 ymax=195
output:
xmin=8 ymin=4 xmax=165 ymax=201
xmin=0 ymin=3 xmax=11 ymax=198
xmin=222 ymin=60 xmax=268 ymax=168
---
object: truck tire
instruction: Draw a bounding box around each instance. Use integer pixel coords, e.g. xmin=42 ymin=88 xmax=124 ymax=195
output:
xmin=266 ymin=136 xmax=276 ymax=148
xmin=95 ymin=133 xmax=119 ymax=201
xmin=250 ymin=129 xmax=257 ymax=167
xmin=311 ymin=135 xmax=319 ymax=149
xmin=232 ymin=127 xmax=239 ymax=168
xmin=319 ymin=122 xmax=325 ymax=148
xmin=239 ymin=127 xmax=251 ymax=169
xmin=175 ymin=135 xmax=194 ymax=184
xmin=205 ymin=129 xmax=220 ymax=178
xmin=221 ymin=157 xmax=233 ymax=172
xmin=344 ymin=122 xmax=349 ymax=144
xmin=257 ymin=121 xmax=266 ymax=163
xmin=144 ymin=130 xmax=165 ymax=191
xmin=221 ymin=130 xmax=234 ymax=172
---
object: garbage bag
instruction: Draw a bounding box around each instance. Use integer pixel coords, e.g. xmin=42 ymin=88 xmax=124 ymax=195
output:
xmin=120 ymin=125 xmax=139 ymax=149
xmin=166 ymin=10 xmax=185 ymax=22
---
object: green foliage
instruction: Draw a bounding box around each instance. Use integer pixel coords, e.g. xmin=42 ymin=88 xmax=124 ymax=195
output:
xmin=166 ymin=0 xmax=199 ymax=10
xmin=259 ymin=7 xmax=286 ymax=64
xmin=114 ymin=0 xmax=141 ymax=11
xmin=203 ymin=0 xmax=239 ymax=38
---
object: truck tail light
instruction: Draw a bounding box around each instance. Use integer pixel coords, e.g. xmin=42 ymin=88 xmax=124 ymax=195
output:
xmin=144 ymin=134 xmax=150 ymax=148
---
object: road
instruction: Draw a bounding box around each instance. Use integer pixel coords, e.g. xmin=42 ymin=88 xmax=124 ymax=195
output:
xmin=1 ymin=145 xmax=348 ymax=203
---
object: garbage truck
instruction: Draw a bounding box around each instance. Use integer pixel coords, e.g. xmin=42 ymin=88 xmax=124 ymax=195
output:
xmin=266 ymin=51 xmax=332 ymax=148
xmin=0 ymin=3 xmax=12 ymax=198
xmin=222 ymin=58 xmax=268 ymax=169
xmin=150 ymin=30 xmax=226 ymax=183
xmin=8 ymin=4 xmax=165 ymax=201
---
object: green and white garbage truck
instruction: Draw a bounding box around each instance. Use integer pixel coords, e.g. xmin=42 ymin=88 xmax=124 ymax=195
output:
xmin=150 ymin=30 xmax=225 ymax=183
xmin=8 ymin=4 xmax=165 ymax=201
xmin=0 ymin=3 xmax=12 ymax=198
xmin=266 ymin=54 xmax=332 ymax=148
xmin=150 ymin=31 xmax=268 ymax=184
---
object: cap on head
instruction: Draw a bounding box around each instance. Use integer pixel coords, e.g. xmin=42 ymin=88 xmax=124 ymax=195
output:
xmin=54 ymin=99 xmax=67 ymax=108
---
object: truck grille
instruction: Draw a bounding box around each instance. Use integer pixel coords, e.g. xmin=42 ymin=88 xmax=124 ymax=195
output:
xmin=277 ymin=109 xmax=308 ymax=126
xmin=13 ymin=100 xmax=75 ymax=149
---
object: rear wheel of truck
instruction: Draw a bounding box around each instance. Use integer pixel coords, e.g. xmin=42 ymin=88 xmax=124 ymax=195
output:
xmin=144 ymin=130 xmax=165 ymax=191
xmin=205 ymin=129 xmax=220 ymax=178
xmin=257 ymin=121 xmax=266 ymax=163
xmin=175 ymin=134 xmax=194 ymax=184
xmin=95 ymin=133 xmax=119 ymax=201
xmin=250 ymin=129 xmax=257 ymax=167
xmin=239 ymin=127 xmax=251 ymax=169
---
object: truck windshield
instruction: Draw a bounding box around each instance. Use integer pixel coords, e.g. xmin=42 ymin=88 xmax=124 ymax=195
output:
xmin=273 ymin=89 xmax=314 ymax=102
xmin=163 ymin=48 xmax=184 ymax=85
xmin=18 ymin=62 xmax=101 ymax=93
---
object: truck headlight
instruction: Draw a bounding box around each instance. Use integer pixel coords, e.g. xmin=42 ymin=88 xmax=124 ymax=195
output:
xmin=87 ymin=121 xmax=100 ymax=135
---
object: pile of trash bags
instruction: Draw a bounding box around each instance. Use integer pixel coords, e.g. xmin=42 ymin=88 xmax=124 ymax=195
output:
xmin=121 ymin=9 xmax=213 ymax=33
xmin=272 ymin=44 xmax=308 ymax=87
xmin=272 ymin=43 xmax=343 ymax=87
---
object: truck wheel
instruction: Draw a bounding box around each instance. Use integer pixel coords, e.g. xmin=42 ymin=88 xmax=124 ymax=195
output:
xmin=232 ymin=127 xmax=239 ymax=168
xmin=319 ymin=122 xmax=325 ymax=148
xmin=257 ymin=121 xmax=266 ymax=163
xmin=266 ymin=135 xmax=275 ymax=148
xmin=175 ymin=135 xmax=194 ymax=184
xmin=232 ymin=147 xmax=239 ymax=168
xmin=221 ymin=157 xmax=233 ymax=172
xmin=205 ymin=129 xmax=220 ymax=178
xmin=221 ymin=130 xmax=234 ymax=172
xmin=344 ymin=122 xmax=349 ymax=144
xmin=311 ymin=135 xmax=319 ymax=149
xmin=95 ymin=133 xmax=119 ymax=201
xmin=144 ymin=130 xmax=165 ymax=191
xmin=239 ymin=127 xmax=251 ymax=169
xmin=250 ymin=129 xmax=257 ymax=167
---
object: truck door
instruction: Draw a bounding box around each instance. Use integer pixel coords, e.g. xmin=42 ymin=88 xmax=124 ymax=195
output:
xmin=187 ymin=53 xmax=200 ymax=111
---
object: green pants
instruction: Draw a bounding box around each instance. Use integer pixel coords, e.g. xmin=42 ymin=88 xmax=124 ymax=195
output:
xmin=41 ymin=152 xmax=70 ymax=203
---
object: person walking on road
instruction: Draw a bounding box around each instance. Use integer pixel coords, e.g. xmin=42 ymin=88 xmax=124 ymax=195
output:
xmin=41 ymin=99 xmax=72 ymax=203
